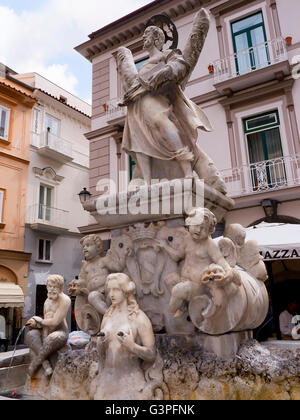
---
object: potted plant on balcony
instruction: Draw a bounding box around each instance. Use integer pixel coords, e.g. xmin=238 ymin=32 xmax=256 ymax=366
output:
xmin=285 ymin=36 xmax=292 ymax=46
xmin=208 ymin=64 xmax=214 ymax=74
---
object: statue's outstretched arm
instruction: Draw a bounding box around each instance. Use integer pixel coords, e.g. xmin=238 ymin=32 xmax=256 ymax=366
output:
xmin=181 ymin=8 xmax=211 ymax=89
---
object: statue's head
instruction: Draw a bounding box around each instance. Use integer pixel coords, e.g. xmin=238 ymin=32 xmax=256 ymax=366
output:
xmin=46 ymin=275 xmax=64 ymax=300
xmin=105 ymin=273 xmax=139 ymax=319
xmin=185 ymin=208 xmax=217 ymax=241
xmin=143 ymin=25 xmax=165 ymax=51
xmin=224 ymin=224 xmax=246 ymax=247
xmin=80 ymin=234 xmax=104 ymax=261
xmin=106 ymin=273 xmax=136 ymax=304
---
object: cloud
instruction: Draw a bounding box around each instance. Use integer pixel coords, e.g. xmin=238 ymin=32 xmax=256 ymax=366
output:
xmin=0 ymin=0 xmax=151 ymax=96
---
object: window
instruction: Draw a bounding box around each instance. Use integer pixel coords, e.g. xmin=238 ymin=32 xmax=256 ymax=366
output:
xmin=0 ymin=189 xmax=5 ymax=225
xmin=129 ymin=156 xmax=136 ymax=181
xmin=0 ymin=105 xmax=10 ymax=140
xmin=231 ymin=11 xmax=269 ymax=75
xmin=38 ymin=239 xmax=52 ymax=262
xmin=243 ymin=110 xmax=286 ymax=190
xmin=38 ymin=185 xmax=53 ymax=222
xmin=135 ymin=58 xmax=148 ymax=71
xmin=45 ymin=115 xmax=59 ymax=137
xmin=35 ymin=285 xmax=47 ymax=316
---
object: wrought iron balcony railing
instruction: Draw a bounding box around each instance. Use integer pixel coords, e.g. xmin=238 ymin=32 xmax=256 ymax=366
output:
xmin=220 ymin=155 xmax=300 ymax=198
xmin=105 ymin=98 xmax=127 ymax=123
xmin=213 ymin=37 xmax=288 ymax=84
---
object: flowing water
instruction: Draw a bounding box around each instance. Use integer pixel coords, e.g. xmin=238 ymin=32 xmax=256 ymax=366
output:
xmin=4 ymin=325 xmax=26 ymax=386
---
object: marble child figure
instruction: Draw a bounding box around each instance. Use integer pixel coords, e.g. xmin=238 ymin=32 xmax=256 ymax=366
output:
xmin=224 ymin=224 xmax=268 ymax=282
xmin=69 ymin=235 xmax=109 ymax=316
xmin=116 ymin=9 xmax=226 ymax=193
xmin=26 ymin=275 xmax=71 ymax=378
xmin=159 ymin=208 xmax=238 ymax=318
xmin=68 ymin=234 xmax=132 ymax=320
xmin=92 ymin=273 xmax=165 ymax=400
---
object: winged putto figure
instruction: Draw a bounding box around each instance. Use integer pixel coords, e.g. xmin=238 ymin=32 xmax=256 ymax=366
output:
xmin=115 ymin=8 xmax=227 ymax=194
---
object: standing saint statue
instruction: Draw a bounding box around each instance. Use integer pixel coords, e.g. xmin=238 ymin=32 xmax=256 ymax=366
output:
xmin=116 ymin=8 xmax=226 ymax=194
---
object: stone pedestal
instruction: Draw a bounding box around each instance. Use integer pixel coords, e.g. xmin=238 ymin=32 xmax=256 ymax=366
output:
xmin=156 ymin=332 xmax=253 ymax=359
xmin=83 ymin=180 xmax=234 ymax=231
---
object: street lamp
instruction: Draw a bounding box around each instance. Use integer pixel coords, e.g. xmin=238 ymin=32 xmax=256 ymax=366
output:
xmin=78 ymin=188 xmax=91 ymax=205
xmin=261 ymin=199 xmax=278 ymax=219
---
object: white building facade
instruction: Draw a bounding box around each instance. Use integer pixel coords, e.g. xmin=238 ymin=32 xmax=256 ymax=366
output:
xmin=14 ymin=72 xmax=91 ymax=321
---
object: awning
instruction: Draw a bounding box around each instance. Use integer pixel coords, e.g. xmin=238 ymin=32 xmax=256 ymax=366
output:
xmin=0 ymin=282 xmax=24 ymax=308
xmin=246 ymin=222 xmax=300 ymax=261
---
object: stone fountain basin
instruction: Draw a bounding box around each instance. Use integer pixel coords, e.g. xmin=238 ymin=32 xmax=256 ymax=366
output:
xmin=0 ymin=349 xmax=30 ymax=393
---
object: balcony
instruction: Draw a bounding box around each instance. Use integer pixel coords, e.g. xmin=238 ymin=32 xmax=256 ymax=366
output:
xmin=213 ymin=38 xmax=289 ymax=94
xmin=105 ymin=99 xmax=127 ymax=125
xmin=220 ymin=155 xmax=300 ymax=200
xmin=34 ymin=131 xmax=74 ymax=164
xmin=27 ymin=204 xmax=70 ymax=234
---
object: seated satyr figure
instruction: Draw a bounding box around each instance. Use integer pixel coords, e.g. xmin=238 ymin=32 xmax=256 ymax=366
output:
xmin=26 ymin=275 xmax=71 ymax=378
xmin=158 ymin=208 xmax=239 ymax=318
xmin=91 ymin=273 xmax=166 ymax=400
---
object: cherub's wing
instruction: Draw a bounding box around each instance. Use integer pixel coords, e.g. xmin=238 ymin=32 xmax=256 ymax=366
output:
xmin=181 ymin=8 xmax=210 ymax=89
xmin=219 ymin=238 xmax=237 ymax=268
xmin=115 ymin=47 xmax=138 ymax=93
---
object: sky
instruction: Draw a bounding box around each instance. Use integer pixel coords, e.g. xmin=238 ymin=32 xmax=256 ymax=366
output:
xmin=0 ymin=0 xmax=152 ymax=104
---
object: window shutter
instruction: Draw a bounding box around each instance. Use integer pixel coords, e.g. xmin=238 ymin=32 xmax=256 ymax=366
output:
xmin=0 ymin=190 xmax=4 ymax=223
xmin=4 ymin=109 xmax=10 ymax=139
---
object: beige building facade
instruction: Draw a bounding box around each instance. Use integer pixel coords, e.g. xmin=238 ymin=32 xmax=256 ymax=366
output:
xmin=0 ymin=67 xmax=36 ymax=343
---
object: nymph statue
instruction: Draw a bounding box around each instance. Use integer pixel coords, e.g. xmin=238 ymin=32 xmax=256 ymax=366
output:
xmin=91 ymin=273 xmax=167 ymax=400
xmin=26 ymin=275 xmax=71 ymax=378
xmin=116 ymin=8 xmax=226 ymax=194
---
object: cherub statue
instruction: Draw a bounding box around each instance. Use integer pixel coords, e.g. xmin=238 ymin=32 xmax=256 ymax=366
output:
xmin=26 ymin=275 xmax=71 ymax=378
xmin=69 ymin=235 xmax=133 ymax=314
xmin=91 ymin=273 xmax=167 ymax=400
xmin=69 ymin=234 xmax=133 ymax=335
xmin=224 ymin=224 xmax=268 ymax=282
xmin=157 ymin=208 xmax=239 ymax=319
xmin=116 ymin=8 xmax=226 ymax=194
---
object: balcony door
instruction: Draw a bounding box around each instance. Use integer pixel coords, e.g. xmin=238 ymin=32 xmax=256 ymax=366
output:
xmin=39 ymin=185 xmax=53 ymax=222
xmin=232 ymin=12 xmax=269 ymax=76
xmin=244 ymin=111 xmax=286 ymax=190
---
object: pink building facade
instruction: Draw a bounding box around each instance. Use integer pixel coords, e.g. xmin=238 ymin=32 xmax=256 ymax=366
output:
xmin=76 ymin=0 xmax=300 ymax=337
xmin=76 ymin=0 xmax=300 ymax=228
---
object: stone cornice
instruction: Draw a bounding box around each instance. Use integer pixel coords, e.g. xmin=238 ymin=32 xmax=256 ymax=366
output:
xmin=75 ymin=0 xmax=214 ymax=62
xmin=0 ymin=250 xmax=32 ymax=262
xmin=219 ymin=77 xmax=295 ymax=107
xmin=210 ymin=0 xmax=257 ymax=17
xmin=0 ymin=151 xmax=29 ymax=165
xmin=33 ymin=167 xmax=65 ymax=183
xmin=85 ymin=125 xmax=123 ymax=140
